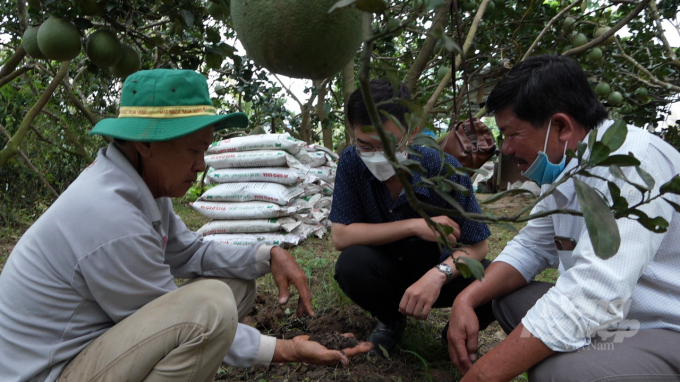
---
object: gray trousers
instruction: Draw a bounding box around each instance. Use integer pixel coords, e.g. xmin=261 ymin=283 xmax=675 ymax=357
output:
xmin=492 ymin=282 xmax=680 ymax=382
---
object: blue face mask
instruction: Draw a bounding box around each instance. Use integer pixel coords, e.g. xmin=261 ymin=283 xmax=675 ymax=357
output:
xmin=521 ymin=120 xmax=568 ymax=185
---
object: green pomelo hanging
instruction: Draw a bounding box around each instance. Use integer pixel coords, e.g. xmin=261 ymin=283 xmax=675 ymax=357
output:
xmin=587 ymin=47 xmax=602 ymax=62
xmin=22 ymin=25 xmax=47 ymax=60
xmin=110 ymin=43 xmax=141 ymax=79
xmin=231 ymin=0 xmax=363 ymax=80
xmin=37 ymin=16 xmax=82 ymax=61
xmin=607 ymin=91 xmax=623 ymax=106
xmin=594 ymin=81 xmax=610 ymax=97
xmin=571 ymin=33 xmax=588 ymax=48
xmin=86 ymin=29 xmax=122 ymax=67
xmin=593 ymin=26 xmax=615 ymax=45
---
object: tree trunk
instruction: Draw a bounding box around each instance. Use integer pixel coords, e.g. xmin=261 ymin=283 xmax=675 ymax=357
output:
xmin=342 ymin=61 xmax=355 ymax=143
xmin=403 ymin=4 xmax=450 ymax=93
xmin=316 ymin=80 xmax=333 ymax=149
xmin=0 ymin=61 xmax=71 ymax=168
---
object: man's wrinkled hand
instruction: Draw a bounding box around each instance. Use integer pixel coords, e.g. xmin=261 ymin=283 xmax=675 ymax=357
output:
xmin=269 ymin=246 xmax=314 ymax=317
xmin=448 ymin=300 xmax=480 ymax=376
xmin=279 ymin=334 xmax=373 ymax=366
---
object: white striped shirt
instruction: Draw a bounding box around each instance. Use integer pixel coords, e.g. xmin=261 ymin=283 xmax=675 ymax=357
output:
xmin=495 ymin=120 xmax=680 ymax=351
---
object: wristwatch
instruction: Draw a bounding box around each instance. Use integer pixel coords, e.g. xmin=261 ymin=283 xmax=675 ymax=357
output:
xmin=435 ymin=263 xmax=454 ymax=284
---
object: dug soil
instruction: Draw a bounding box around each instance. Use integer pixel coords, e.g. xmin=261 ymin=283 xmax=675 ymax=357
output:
xmin=217 ymin=292 xmax=509 ymax=382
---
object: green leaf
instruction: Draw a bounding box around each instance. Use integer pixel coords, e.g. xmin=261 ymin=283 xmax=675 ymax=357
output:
xmin=660 ymin=175 xmax=680 ymax=195
xmin=573 ymin=178 xmax=620 ymax=259
xmin=607 ymin=182 xmax=629 ymax=210
xmin=577 ymin=141 xmax=587 ymax=164
xmin=442 ymin=178 xmax=471 ymax=195
xmin=206 ymin=28 xmax=221 ymax=43
xmin=601 ymin=119 xmax=627 ymax=152
xmin=355 ymin=0 xmax=387 ymax=13
xmin=72 ymin=17 xmax=93 ymax=29
xmin=432 ymin=188 xmax=467 ymax=215
xmin=587 ymin=129 xmax=597 ymax=151
xmin=430 ymin=25 xmax=462 ymax=55
xmin=455 ymin=262 xmax=472 ymax=278
xmin=637 ymin=215 xmax=669 ymax=233
xmin=401 ymin=159 xmax=428 ymax=175
xmin=205 ymin=53 xmax=223 ymax=70
xmin=635 ymin=166 xmax=655 ymax=191
xmin=597 ymin=155 xmax=640 ymax=167
xmin=479 ymin=189 xmax=538 ymax=204
xmin=460 ymin=257 xmax=485 ymax=281
xmin=588 ymin=142 xmax=610 ymax=165
xmin=180 ymin=9 xmax=194 ymax=26
xmin=437 ymin=223 xmax=454 ymax=236
xmin=328 ymin=0 xmax=356 ymax=13
xmin=663 ymin=197 xmax=680 ymax=213
xmin=491 ymin=221 xmax=520 ymax=233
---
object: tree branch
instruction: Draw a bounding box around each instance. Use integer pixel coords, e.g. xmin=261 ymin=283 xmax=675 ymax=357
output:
xmin=0 ymin=61 xmax=71 ymax=168
xmin=0 ymin=45 xmax=27 ymax=82
xmin=613 ymin=41 xmax=680 ymax=92
xmin=562 ymin=0 xmax=651 ymax=57
xmin=0 ymin=64 xmax=33 ymax=88
xmin=647 ymin=0 xmax=679 ymax=67
xmin=523 ymin=0 xmax=583 ymax=60
xmin=403 ymin=3 xmax=450 ymax=93
xmin=0 ymin=123 xmax=59 ymax=199
xmin=423 ymin=0 xmax=491 ymax=121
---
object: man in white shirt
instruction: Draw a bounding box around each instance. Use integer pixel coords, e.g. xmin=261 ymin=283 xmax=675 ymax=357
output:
xmin=447 ymin=55 xmax=680 ymax=381
xmin=0 ymin=69 xmax=370 ymax=382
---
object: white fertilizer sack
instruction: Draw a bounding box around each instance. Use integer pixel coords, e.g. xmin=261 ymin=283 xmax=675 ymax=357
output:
xmin=304 ymin=143 xmax=339 ymax=161
xmin=292 ymin=223 xmax=328 ymax=239
xmin=203 ymin=233 xmax=301 ymax=248
xmin=196 ymin=218 xmax=301 ymax=235
xmin=207 ymin=133 xmax=305 ymax=155
xmin=306 ymin=166 xmax=335 ymax=183
xmin=206 ymin=167 xmax=304 ymax=185
xmin=190 ymin=201 xmax=297 ymax=220
xmin=306 ymin=151 xmax=327 ymax=168
xmin=199 ymin=182 xmax=304 ymax=205
xmin=205 ymin=150 xmax=304 ymax=170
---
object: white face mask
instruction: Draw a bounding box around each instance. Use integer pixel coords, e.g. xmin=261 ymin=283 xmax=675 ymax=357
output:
xmin=359 ymin=151 xmax=408 ymax=181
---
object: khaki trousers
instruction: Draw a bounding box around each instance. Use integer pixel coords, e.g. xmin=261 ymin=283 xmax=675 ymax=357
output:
xmin=58 ymin=278 xmax=256 ymax=382
xmin=493 ymin=282 xmax=680 ymax=382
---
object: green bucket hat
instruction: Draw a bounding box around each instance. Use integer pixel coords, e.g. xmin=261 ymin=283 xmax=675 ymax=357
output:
xmin=90 ymin=69 xmax=248 ymax=141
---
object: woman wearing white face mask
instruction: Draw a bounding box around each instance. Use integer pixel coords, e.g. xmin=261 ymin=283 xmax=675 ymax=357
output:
xmin=329 ymin=80 xmax=494 ymax=357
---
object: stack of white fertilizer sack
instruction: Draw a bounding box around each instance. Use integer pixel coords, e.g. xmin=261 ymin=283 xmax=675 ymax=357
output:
xmin=190 ymin=133 xmax=337 ymax=248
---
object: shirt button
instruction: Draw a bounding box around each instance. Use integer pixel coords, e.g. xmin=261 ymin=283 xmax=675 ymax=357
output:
xmin=389 ymin=209 xmax=393 ymax=213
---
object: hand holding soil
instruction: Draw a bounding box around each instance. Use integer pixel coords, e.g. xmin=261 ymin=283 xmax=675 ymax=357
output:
xmin=269 ymin=246 xmax=315 ymax=317
xmin=273 ymin=333 xmax=373 ymax=366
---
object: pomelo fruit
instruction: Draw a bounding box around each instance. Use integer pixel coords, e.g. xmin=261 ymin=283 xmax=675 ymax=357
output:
xmin=562 ymin=16 xmax=576 ymax=32
xmin=594 ymin=81 xmax=610 ymax=97
xmin=231 ymin=0 xmax=363 ymax=80
xmin=587 ymin=47 xmax=602 ymax=62
xmin=110 ymin=43 xmax=141 ymax=78
xmin=594 ymin=26 xmax=615 ymax=45
xmin=437 ymin=65 xmax=450 ymax=81
xmin=485 ymin=1 xmax=495 ymax=12
xmin=22 ymin=25 xmax=47 ymax=60
xmin=463 ymin=1 xmax=477 ymax=11
xmin=86 ymin=29 xmax=122 ymax=67
xmin=634 ymin=87 xmax=648 ymax=98
xmin=607 ymin=91 xmax=623 ymax=106
xmin=37 ymin=16 xmax=81 ymax=61
xmin=571 ymin=33 xmax=588 ymax=48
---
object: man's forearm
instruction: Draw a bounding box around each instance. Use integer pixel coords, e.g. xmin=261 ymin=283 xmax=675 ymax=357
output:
xmin=463 ymin=323 xmax=554 ymax=382
xmin=448 ymin=240 xmax=488 ymax=279
xmin=455 ymin=261 xmax=528 ymax=309
xmin=331 ymin=220 xmax=419 ymax=250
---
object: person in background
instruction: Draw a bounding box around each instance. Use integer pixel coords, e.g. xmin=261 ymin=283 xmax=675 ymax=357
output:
xmin=330 ymin=79 xmax=494 ymax=356
xmin=447 ymin=55 xmax=680 ymax=382
xmin=0 ymin=69 xmax=371 ymax=382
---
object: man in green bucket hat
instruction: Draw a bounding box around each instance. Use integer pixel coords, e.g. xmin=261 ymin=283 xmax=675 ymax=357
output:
xmin=0 ymin=69 xmax=371 ymax=382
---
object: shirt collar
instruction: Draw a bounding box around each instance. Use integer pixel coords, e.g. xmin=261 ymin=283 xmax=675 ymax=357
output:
xmin=104 ymin=142 xmax=162 ymax=223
